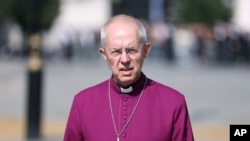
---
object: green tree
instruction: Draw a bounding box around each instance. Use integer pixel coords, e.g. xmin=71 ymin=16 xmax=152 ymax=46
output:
xmin=0 ymin=0 xmax=15 ymax=25
xmin=12 ymin=0 xmax=60 ymax=33
xmin=0 ymin=0 xmax=59 ymax=33
xmin=174 ymin=0 xmax=232 ymax=26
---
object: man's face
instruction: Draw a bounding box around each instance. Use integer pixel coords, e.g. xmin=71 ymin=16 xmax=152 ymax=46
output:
xmin=99 ymin=22 xmax=151 ymax=87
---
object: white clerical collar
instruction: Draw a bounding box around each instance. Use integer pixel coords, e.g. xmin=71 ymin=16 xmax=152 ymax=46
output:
xmin=120 ymin=86 xmax=133 ymax=93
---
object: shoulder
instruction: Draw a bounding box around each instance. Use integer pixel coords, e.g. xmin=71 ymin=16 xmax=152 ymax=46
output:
xmin=145 ymin=78 xmax=189 ymax=112
xmin=74 ymin=79 xmax=109 ymax=100
xmin=147 ymin=78 xmax=185 ymax=99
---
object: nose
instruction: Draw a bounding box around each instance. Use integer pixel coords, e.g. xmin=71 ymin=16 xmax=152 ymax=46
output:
xmin=120 ymin=50 xmax=130 ymax=64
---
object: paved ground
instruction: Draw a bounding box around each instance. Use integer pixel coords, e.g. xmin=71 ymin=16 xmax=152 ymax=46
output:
xmin=1 ymin=57 xmax=250 ymax=141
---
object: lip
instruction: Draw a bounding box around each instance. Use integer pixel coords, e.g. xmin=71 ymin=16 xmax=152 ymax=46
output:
xmin=120 ymin=68 xmax=133 ymax=75
xmin=120 ymin=68 xmax=133 ymax=71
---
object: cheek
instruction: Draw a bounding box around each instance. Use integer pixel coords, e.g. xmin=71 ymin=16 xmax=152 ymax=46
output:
xmin=133 ymin=56 xmax=144 ymax=65
xmin=107 ymin=58 xmax=113 ymax=65
xmin=107 ymin=58 xmax=117 ymax=70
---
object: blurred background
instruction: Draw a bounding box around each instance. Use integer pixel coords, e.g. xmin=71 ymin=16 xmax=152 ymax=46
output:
xmin=0 ymin=0 xmax=249 ymax=141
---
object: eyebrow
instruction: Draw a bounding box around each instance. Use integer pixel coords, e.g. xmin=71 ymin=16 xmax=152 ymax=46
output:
xmin=110 ymin=46 xmax=137 ymax=50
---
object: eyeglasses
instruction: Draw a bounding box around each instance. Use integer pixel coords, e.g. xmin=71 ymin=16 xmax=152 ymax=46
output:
xmin=104 ymin=43 xmax=145 ymax=58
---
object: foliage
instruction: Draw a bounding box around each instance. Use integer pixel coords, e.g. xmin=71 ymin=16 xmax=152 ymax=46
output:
xmin=174 ymin=0 xmax=232 ymax=26
xmin=0 ymin=0 xmax=59 ymax=33
xmin=0 ymin=0 xmax=15 ymax=25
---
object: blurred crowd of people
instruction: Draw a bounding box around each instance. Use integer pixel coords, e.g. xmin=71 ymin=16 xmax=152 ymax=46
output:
xmin=191 ymin=22 xmax=250 ymax=65
xmin=0 ymin=20 xmax=250 ymax=65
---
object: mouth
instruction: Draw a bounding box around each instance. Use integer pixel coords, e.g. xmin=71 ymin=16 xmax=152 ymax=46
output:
xmin=120 ymin=68 xmax=133 ymax=71
xmin=120 ymin=68 xmax=133 ymax=75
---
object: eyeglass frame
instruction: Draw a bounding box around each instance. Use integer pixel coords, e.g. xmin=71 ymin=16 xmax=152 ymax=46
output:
xmin=103 ymin=43 xmax=147 ymax=58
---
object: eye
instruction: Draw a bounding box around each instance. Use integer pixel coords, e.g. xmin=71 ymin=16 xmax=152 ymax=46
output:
xmin=111 ymin=50 xmax=122 ymax=55
xmin=126 ymin=49 xmax=138 ymax=54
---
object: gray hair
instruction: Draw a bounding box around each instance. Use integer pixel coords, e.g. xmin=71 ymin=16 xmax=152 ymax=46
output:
xmin=100 ymin=14 xmax=147 ymax=47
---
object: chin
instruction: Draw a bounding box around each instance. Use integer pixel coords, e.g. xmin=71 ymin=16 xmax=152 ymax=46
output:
xmin=119 ymin=76 xmax=135 ymax=85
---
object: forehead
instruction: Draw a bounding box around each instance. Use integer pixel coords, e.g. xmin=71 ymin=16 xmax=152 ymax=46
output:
xmin=105 ymin=21 xmax=140 ymax=47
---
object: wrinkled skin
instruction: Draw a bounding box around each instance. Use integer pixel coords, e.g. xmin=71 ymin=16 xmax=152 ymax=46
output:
xmin=99 ymin=20 xmax=151 ymax=87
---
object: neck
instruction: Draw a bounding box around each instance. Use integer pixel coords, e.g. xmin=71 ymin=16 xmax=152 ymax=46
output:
xmin=113 ymin=73 xmax=142 ymax=93
xmin=114 ymin=73 xmax=142 ymax=88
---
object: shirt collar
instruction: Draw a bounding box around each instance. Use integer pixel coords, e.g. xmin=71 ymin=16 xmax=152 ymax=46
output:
xmin=110 ymin=72 xmax=147 ymax=96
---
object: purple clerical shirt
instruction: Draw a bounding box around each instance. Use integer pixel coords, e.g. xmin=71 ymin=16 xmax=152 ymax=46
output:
xmin=64 ymin=73 xmax=194 ymax=141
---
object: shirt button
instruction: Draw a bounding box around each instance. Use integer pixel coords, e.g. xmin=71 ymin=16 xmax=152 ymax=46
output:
xmin=122 ymin=115 xmax=127 ymax=119
xmin=122 ymin=133 xmax=127 ymax=138
xmin=123 ymin=106 xmax=128 ymax=110
xmin=123 ymin=123 xmax=126 ymax=127
xmin=123 ymin=97 xmax=128 ymax=101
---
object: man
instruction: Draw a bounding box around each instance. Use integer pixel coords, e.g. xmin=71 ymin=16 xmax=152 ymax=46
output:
xmin=64 ymin=14 xmax=194 ymax=141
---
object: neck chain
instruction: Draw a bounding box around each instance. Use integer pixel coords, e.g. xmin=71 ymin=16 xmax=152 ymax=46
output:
xmin=108 ymin=78 xmax=147 ymax=141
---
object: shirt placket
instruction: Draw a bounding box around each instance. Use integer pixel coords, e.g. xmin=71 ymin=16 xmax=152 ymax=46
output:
xmin=120 ymin=95 xmax=130 ymax=140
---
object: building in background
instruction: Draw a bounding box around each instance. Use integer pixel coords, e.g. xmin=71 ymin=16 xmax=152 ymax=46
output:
xmin=42 ymin=0 xmax=111 ymax=58
xmin=233 ymin=0 xmax=250 ymax=33
xmin=57 ymin=0 xmax=111 ymax=30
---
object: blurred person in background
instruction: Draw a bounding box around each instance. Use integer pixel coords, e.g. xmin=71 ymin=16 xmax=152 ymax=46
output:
xmin=60 ymin=26 xmax=75 ymax=61
xmin=63 ymin=14 xmax=194 ymax=141
xmin=79 ymin=29 xmax=96 ymax=59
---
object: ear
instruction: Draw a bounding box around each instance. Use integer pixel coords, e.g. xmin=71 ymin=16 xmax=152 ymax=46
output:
xmin=143 ymin=43 xmax=151 ymax=58
xmin=99 ymin=47 xmax=107 ymax=61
